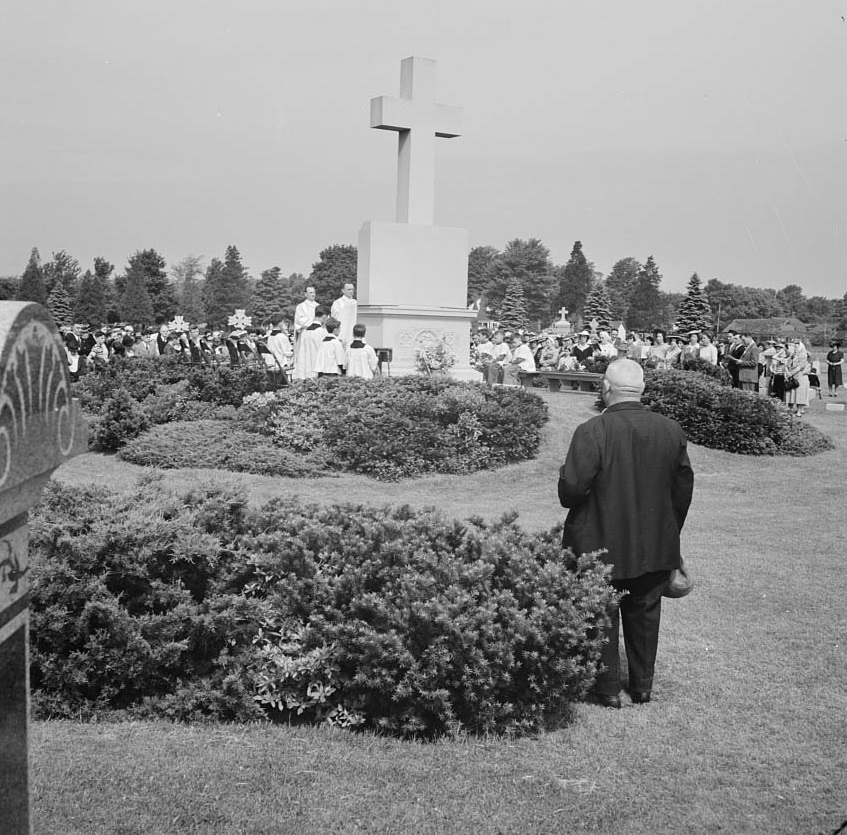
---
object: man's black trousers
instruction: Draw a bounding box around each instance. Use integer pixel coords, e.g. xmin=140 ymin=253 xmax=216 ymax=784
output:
xmin=595 ymin=570 xmax=671 ymax=697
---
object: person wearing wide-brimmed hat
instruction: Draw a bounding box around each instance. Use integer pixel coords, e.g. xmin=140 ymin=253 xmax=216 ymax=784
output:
xmin=826 ymin=341 xmax=843 ymax=397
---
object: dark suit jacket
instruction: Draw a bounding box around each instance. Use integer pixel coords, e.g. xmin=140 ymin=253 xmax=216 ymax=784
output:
xmin=558 ymin=401 xmax=694 ymax=580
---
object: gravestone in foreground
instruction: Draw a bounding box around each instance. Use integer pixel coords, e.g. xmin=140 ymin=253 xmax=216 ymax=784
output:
xmin=357 ymin=56 xmax=477 ymax=378
xmin=0 ymin=302 xmax=88 ymax=834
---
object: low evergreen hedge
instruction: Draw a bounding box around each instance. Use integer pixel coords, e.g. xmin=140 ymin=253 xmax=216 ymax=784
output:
xmin=241 ymin=376 xmax=549 ymax=480
xmin=29 ymin=481 xmax=613 ymax=737
xmin=641 ymin=368 xmax=834 ymax=456
xmin=118 ymin=420 xmax=322 ymax=477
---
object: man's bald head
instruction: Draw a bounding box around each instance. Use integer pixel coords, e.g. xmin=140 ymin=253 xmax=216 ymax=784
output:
xmin=603 ymin=359 xmax=645 ymax=404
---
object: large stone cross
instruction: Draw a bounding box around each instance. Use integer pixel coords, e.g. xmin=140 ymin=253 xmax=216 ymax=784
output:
xmin=370 ymin=56 xmax=462 ymax=225
xmin=0 ymin=302 xmax=87 ymax=834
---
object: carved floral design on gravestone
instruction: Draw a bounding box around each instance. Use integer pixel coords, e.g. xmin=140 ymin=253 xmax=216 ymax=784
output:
xmin=0 ymin=317 xmax=75 ymax=489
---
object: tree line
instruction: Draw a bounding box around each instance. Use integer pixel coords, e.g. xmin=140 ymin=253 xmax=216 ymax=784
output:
xmin=469 ymin=238 xmax=847 ymax=334
xmin=2 ymin=238 xmax=845 ymax=335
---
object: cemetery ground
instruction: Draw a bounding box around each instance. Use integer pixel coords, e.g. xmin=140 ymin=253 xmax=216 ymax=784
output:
xmin=33 ymin=393 xmax=847 ymax=835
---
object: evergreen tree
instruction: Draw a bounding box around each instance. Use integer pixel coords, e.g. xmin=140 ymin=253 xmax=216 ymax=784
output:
xmin=202 ymin=246 xmax=252 ymax=327
xmin=93 ymin=257 xmax=118 ymax=322
xmin=467 ymin=245 xmax=499 ymax=306
xmin=0 ymin=277 xmax=19 ymax=300
xmin=17 ymin=247 xmax=47 ymax=305
xmin=120 ymin=260 xmax=155 ymax=326
xmin=45 ymin=278 xmax=74 ymax=328
xmin=482 ymin=238 xmax=557 ymax=325
xmin=675 ymin=272 xmax=713 ymax=333
xmin=605 ymin=257 xmax=641 ymax=323
xmin=172 ymin=254 xmax=206 ymax=325
xmin=308 ymin=244 xmax=357 ymax=305
xmin=124 ymin=249 xmax=175 ymax=323
xmin=498 ymin=278 xmax=529 ymax=332
xmin=837 ymin=292 xmax=847 ymax=331
xmin=43 ymin=250 xmax=81 ymax=297
xmin=626 ymin=255 xmax=664 ymax=330
xmin=582 ymin=281 xmax=614 ymax=330
xmin=75 ymin=269 xmax=107 ymax=326
xmin=557 ymin=241 xmax=594 ymax=321
xmin=252 ymin=266 xmax=286 ymax=325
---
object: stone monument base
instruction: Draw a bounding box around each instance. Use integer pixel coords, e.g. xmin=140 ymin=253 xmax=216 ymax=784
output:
xmin=356 ymin=304 xmax=479 ymax=380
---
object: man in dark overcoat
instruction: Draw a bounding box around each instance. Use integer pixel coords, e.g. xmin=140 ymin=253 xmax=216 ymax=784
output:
xmin=558 ymin=358 xmax=694 ymax=708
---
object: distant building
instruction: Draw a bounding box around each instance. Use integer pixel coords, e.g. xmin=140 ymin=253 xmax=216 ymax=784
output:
xmin=722 ymin=317 xmax=807 ymax=342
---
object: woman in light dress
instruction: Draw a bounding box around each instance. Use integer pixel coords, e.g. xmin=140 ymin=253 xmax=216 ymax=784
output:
xmin=784 ymin=341 xmax=810 ymax=416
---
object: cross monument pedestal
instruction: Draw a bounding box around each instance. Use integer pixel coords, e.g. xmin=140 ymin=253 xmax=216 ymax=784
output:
xmin=357 ymin=56 xmax=477 ymax=378
xmin=0 ymin=302 xmax=88 ymax=834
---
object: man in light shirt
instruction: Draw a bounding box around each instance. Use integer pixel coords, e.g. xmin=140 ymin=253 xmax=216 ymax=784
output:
xmin=503 ymin=332 xmax=537 ymax=386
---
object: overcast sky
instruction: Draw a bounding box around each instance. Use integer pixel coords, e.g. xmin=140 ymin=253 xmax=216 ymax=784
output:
xmin=1 ymin=0 xmax=845 ymax=297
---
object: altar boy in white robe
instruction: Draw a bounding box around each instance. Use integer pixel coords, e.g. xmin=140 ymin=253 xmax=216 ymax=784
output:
xmin=330 ymin=283 xmax=357 ymax=347
xmin=346 ymin=323 xmax=379 ymax=379
xmin=314 ymin=317 xmax=347 ymax=377
xmin=293 ymin=306 xmax=327 ymax=380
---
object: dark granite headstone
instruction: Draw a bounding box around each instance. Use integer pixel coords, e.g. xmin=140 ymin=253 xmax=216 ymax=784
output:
xmin=0 ymin=302 xmax=87 ymax=835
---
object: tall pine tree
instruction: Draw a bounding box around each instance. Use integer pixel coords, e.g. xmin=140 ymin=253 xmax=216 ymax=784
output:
xmin=626 ymin=255 xmax=664 ymax=331
xmin=93 ymin=257 xmax=117 ymax=323
xmin=467 ymin=245 xmax=499 ymax=306
xmin=43 ymin=250 xmax=81 ymax=297
xmin=202 ymin=246 xmax=251 ymax=327
xmin=605 ymin=257 xmax=641 ymax=324
xmin=120 ymin=260 xmax=155 ymax=326
xmin=124 ymin=249 xmax=175 ymax=323
xmin=252 ymin=266 xmax=286 ymax=325
xmin=46 ymin=278 xmax=74 ymax=328
xmin=582 ymin=281 xmax=614 ymax=330
xmin=557 ymin=241 xmax=594 ymax=321
xmin=172 ymin=254 xmax=206 ymax=325
xmin=498 ymin=278 xmax=529 ymax=332
xmin=17 ymin=247 xmax=47 ymax=305
xmin=675 ymin=272 xmax=713 ymax=333
xmin=75 ymin=269 xmax=107 ymax=326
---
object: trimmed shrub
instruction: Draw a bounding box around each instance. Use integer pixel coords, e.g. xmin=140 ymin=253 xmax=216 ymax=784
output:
xmin=245 ymin=503 xmax=614 ymax=737
xmin=28 ymin=480 xmax=268 ymax=722
xmin=29 ymin=481 xmax=613 ymax=736
xmin=641 ymin=368 xmax=834 ymax=456
xmin=241 ymin=376 xmax=549 ymax=480
xmin=681 ymin=356 xmax=732 ymax=385
xmin=89 ymin=388 xmax=149 ymax=450
xmin=118 ymin=420 xmax=323 ymax=477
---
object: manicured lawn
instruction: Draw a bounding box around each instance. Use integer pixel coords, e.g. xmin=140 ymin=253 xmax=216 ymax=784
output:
xmin=37 ymin=391 xmax=847 ymax=834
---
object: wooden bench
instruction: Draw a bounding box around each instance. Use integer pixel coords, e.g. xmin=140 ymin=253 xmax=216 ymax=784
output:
xmin=518 ymin=370 xmax=603 ymax=393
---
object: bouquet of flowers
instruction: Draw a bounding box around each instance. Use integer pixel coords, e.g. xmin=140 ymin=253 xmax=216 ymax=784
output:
xmin=415 ymin=339 xmax=457 ymax=374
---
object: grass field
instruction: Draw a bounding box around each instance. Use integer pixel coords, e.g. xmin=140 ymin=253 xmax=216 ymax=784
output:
xmin=35 ymin=390 xmax=847 ymax=834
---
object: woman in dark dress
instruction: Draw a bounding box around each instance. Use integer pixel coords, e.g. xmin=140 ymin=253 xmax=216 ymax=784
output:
xmin=826 ymin=341 xmax=844 ymax=397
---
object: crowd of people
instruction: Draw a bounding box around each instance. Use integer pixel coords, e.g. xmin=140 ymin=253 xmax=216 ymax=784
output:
xmin=472 ymin=325 xmax=843 ymax=413
xmin=58 ymin=283 xmax=383 ymax=383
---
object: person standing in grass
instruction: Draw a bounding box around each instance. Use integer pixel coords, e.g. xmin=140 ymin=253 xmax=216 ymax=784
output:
xmin=826 ymin=341 xmax=843 ymax=397
xmin=558 ymin=358 xmax=694 ymax=709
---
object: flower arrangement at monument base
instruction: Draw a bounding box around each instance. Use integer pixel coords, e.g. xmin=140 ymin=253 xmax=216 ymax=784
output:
xmin=414 ymin=338 xmax=456 ymax=375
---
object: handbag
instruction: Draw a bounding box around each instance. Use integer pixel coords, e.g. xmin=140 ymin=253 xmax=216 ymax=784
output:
xmin=664 ymin=557 xmax=694 ymax=598
xmin=784 ymin=375 xmax=800 ymax=391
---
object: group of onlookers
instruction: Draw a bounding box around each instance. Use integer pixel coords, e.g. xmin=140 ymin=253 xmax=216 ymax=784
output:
xmin=59 ymin=284 xmax=382 ymax=384
xmin=471 ymin=324 xmax=844 ymax=415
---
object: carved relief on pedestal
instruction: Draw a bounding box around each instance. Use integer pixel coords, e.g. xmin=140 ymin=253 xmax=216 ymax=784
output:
xmin=398 ymin=328 xmax=455 ymax=349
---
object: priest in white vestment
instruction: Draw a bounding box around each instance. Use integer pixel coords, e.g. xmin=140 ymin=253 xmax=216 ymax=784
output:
xmin=330 ymin=283 xmax=357 ymax=347
xmin=293 ymin=305 xmax=327 ymax=380
xmin=294 ymin=286 xmax=318 ymax=337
